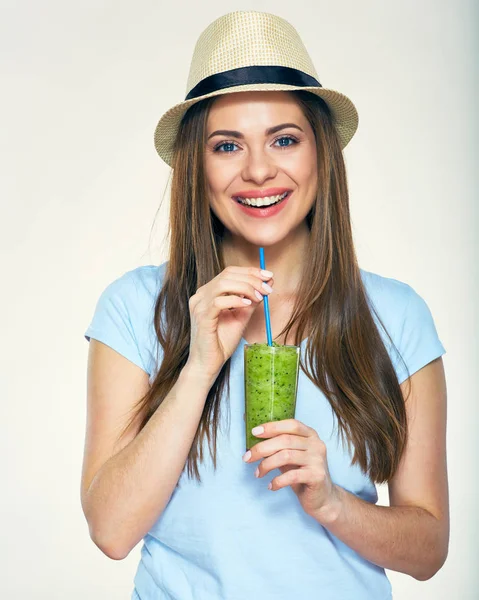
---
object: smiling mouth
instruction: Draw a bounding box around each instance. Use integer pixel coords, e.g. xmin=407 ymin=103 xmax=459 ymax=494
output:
xmin=234 ymin=190 xmax=291 ymax=208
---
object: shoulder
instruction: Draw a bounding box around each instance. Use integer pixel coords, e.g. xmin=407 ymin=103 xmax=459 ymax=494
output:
xmin=359 ymin=267 xmax=446 ymax=383
xmin=360 ymin=267 xmax=413 ymax=315
xmin=84 ymin=262 xmax=169 ymax=376
xmin=104 ymin=262 xmax=168 ymax=301
xmin=359 ymin=266 xmax=438 ymax=331
xmin=103 ymin=262 xmax=170 ymax=336
xmin=359 ymin=266 xmax=433 ymax=339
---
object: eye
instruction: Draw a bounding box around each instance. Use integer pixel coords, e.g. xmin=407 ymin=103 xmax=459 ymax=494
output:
xmin=212 ymin=135 xmax=299 ymax=153
xmin=213 ymin=140 xmax=239 ymax=153
xmin=274 ymin=135 xmax=299 ymax=148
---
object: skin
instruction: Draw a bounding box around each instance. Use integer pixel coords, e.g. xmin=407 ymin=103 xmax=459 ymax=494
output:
xmin=204 ymin=91 xmax=449 ymax=580
xmin=204 ymin=90 xmax=318 ymax=299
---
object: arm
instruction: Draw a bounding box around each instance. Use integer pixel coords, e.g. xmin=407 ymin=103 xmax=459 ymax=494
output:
xmin=315 ymin=357 xmax=449 ymax=581
xmin=81 ymin=341 xmax=214 ymax=560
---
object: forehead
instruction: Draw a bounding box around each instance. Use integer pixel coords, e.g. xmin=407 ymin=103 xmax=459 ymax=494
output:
xmin=206 ymin=91 xmax=304 ymax=127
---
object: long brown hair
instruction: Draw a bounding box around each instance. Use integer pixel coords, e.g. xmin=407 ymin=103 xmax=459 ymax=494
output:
xmin=118 ymin=90 xmax=411 ymax=485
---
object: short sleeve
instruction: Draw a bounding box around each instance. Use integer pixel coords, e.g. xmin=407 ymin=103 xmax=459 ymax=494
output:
xmin=84 ymin=272 xmax=148 ymax=373
xmin=394 ymin=285 xmax=446 ymax=384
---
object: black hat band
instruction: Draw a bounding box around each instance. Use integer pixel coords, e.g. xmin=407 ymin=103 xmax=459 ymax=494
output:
xmin=185 ymin=65 xmax=322 ymax=101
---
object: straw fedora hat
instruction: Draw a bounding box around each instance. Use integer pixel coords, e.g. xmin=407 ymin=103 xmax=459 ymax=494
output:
xmin=153 ymin=10 xmax=359 ymax=167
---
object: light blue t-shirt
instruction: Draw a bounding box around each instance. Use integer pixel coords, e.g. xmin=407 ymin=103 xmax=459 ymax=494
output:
xmin=84 ymin=261 xmax=446 ymax=600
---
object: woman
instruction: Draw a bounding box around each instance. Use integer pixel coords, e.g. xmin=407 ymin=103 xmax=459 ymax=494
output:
xmin=81 ymin=11 xmax=449 ymax=600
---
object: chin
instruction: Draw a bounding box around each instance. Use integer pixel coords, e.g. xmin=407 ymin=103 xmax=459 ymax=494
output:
xmin=239 ymin=229 xmax=288 ymax=247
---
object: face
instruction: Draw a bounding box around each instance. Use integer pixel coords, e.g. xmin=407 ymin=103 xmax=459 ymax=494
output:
xmin=204 ymin=91 xmax=318 ymax=247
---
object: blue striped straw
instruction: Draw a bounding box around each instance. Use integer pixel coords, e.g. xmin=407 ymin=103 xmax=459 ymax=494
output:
xmin=259 ymin=247 xmax=273 ymax=346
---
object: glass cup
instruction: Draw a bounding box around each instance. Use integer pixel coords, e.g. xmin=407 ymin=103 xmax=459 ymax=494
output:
xmin=244 ymin=342 xmax=300 ymax=451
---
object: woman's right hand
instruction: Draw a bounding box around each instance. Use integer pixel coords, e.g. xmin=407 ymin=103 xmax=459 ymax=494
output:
xmin=185 ymin=266 xmax=274 ymax=383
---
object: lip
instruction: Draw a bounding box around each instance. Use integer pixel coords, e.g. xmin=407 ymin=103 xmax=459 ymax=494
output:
xmin=232 ymin=187 xmax=292 ymax=199
xmin=232 ymin=190 xmax=292 ymax=218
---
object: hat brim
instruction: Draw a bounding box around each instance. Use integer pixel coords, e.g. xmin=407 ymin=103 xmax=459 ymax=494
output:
xmin=153 ymin=83 xmax=359 ymax=167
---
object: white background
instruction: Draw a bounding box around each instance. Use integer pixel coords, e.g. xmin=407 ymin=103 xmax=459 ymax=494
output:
xmin=2 ymin=0 xmax=477 ymax=598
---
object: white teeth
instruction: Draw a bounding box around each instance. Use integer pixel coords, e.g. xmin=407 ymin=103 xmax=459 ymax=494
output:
xmin=236 ymin=191 xmax=288 ymax=207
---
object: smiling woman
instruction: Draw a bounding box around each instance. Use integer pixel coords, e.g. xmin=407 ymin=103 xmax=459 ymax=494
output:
xmin=82 ymin=9 xmax=448 ymax=600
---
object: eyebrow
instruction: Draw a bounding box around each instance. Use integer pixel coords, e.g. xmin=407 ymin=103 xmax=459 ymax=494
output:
xmin=207 ymin=122 xmax=304 ymax=141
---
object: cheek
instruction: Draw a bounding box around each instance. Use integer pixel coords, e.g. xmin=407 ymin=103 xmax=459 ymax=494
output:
xmin=205 ymin=157 xmax=235 ymax=194
xmin=284 ymin=151 xmax=317 ymax=187
xmin=204 ymin=160 xmax=217 ymax=192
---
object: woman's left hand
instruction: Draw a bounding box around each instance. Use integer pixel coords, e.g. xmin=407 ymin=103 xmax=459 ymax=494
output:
xmin=243 ymin=418 xmax=342 ymax=522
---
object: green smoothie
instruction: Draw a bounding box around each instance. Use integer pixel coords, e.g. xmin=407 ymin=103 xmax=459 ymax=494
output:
xmin=244 ymin=341 xmax=300 ymax=451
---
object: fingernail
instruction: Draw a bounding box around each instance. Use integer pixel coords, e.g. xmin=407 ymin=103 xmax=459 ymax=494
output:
xmin=252 ymin=426 xmax=264 ymax=435
xmin=243 ymin=450 xmax=251 ymax=462
xmin=261 ymin=282 xmax=273 ymax=293
xmin=260 ymin=269 xmax=274 ymax=277
xmin=254 ymin=290 xmax=263 ymax=301
xmin=254 ymin=468 xmax=260 ymax=478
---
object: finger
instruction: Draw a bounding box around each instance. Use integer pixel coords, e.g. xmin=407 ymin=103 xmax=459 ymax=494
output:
xmin=196 ymin=268 xmax=273 ymax=298
xmin=256 ymin=448 xmax=309 ymax=478
xmin=222 ymin=266 xmax=274 ymax=281
xmin=245 ymin=432 xmax=308 ymax=463
xmin=270 ymin=467 xmax=316 ymax=491
xmin=219 ymin=267 xmax=274 ymax=298
xmin=196 ymin=283 xmax=258 ymax=319
xmin=218 ymin=277 xmax=273 ymax=305
xmin=251 ymin=419 xmax=316 ymax=440
xmin=213 ymin=295 xmax=255 ymax=310
xmin=237 ymin=276 xmax=274 ymax=302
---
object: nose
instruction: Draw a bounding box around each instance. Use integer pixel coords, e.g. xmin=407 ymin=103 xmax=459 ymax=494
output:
xmin=241 ymin=146 xmax=278 ymax=184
